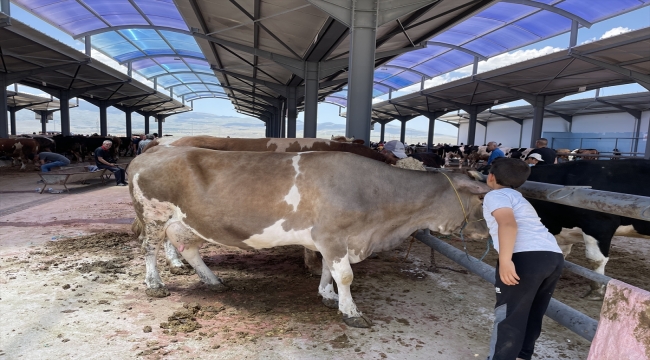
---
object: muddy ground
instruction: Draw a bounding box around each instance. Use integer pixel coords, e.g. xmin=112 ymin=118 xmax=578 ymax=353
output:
xmin=1 ymin=165 xmax=649 ymax=359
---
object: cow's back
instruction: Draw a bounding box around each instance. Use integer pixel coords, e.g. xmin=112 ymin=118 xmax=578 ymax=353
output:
xmin=529 ymin=159 xmax=650 ymax=196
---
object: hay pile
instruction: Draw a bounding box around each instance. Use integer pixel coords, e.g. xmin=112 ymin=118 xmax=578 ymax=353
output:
xmin=394 ymin=157 xmax=426 ymax=171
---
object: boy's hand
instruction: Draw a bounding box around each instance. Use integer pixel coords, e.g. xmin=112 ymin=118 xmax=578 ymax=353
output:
xmin=499 ymin=260 xmax=520 ymax=285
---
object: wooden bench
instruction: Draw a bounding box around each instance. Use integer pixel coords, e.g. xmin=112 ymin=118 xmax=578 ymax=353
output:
xmin=38 ymin=167 xmax=108 ymax=193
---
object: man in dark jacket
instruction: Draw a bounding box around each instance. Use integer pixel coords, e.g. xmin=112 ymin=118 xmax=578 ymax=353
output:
xmin=95 ymin=140 xmax=127 ymax=186
xmin=528 ymin=138 xmax=556 ymax=165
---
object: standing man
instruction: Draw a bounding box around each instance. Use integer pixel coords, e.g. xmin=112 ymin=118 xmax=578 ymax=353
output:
xmin=30 ymin=152 xmax=71 ymax=172
xmin=486 ymin=141 xmax=505 ymax=165
xmin=528 ymin=138 xmax=556 ymax=165
xmin=94 ymin=140 xmax=127 ymax=186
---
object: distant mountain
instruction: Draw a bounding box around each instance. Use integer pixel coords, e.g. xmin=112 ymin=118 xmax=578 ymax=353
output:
xmin=12 ymin=100 xmax=456 ymax=144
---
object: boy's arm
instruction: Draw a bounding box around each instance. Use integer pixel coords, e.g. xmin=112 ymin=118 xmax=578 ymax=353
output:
xmin=493 ymin=208 xmax=520 ymax=285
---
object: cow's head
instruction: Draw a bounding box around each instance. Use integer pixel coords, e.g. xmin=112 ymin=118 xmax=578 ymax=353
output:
xmin=439 ymin=174 xmax=490 ymax=240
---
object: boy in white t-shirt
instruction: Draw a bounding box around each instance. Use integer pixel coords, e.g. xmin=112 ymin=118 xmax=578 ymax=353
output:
xmin=483 ymin=158 xmax=564 ymax=360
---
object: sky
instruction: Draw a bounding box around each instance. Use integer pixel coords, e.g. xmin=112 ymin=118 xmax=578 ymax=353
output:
xmin=5 ymin=2 xmax=650 ymax=140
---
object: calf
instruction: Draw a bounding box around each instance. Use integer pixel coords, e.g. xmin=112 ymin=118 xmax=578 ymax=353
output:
xmin=130 ymin=147 xmax=489 ymax=327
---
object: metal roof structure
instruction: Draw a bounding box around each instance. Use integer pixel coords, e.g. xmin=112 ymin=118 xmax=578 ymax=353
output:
xmin=173 ymin=0 xmax=498 ymax=137
xmin=370 ymin=27 xmax=650 ymax=122
xmin=326 ymin=0 xmax=650 ymax=106
xmin=6 ymin=90 xmax=77 ymax=112
xmin=437 ymin=92 xmax=650 ymax=125
xmin=0 ymin=16 xmax=191 ymax=137
xmin=9 ymin=0 xmax=226 ymax=101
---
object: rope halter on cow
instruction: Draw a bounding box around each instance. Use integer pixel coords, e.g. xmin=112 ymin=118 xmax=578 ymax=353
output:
xmin=439 ymin=172 xmax=492 ymax=262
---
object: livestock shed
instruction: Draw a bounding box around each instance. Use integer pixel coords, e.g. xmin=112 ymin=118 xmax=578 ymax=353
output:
xmin=2 ymin=0 xmax=650 ymax=358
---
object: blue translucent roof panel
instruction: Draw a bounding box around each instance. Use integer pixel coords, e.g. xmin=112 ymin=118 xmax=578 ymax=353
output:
xmin=374 ymin=68 xmax=402 ymax=81
xmin=187 ymin=84 xmax=208 ymax=92
xmin=133 ymin=0 xmax=188 ymax=29
xmin=358 ymin=0 xmax=649 ymax=104
xmin=174 ymin=86 xmax=194 ymax=96
xmin=198 ymin=74 xmax=221 ymax=83
xmin=13 ymin=0 xmax=224 ymax=101
xmin=206 ymin=85 xmax=223 ymax=92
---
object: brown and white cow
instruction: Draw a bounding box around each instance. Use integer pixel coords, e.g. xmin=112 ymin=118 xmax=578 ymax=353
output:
xmin=331 ymin=135 xmax=365 ymax=145
xmin=145 ymin=136 xmax=384 ymax=162
xmin=142 ymin=136 xmax=389 ymax=275
xmin=0 ymin=138 xmax=39 ymax=170
xmin=129 ymin=146 xmax=489 ymax=327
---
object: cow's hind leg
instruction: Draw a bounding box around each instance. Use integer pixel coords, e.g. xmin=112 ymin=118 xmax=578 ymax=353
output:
xmin=318 ymin=245 xmax=371 ymax=328
xmin=318 ymin=259 xmax=338 ymax=309
xmin=164 ymin=239 xmax=194 ymax=275
xmin=166 ymin=222 xmax=227 ymax=292
xmin=142 ymin=220 xmax=170 ymax=298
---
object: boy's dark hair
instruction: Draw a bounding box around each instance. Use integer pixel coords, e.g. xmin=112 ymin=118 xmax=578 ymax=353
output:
xmin=490 ymin=157 xmax=530 ymax=188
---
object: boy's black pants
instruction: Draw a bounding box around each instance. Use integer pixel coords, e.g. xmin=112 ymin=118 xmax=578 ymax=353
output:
xmin=487 ymin=251 xmax=564 ymax=360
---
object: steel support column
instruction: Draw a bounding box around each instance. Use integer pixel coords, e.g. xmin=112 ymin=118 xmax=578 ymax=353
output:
xmin=427 ymin=116 xmax=435 ymax=150
xmin=157 ymin=116 xmax=163 ymax=137
xmin=99 ymin=102 xmax=108 ymax=136
xmin=9 ymin=108 xmax=17 ymax=135
xmin=144 ymin=114 xmax=150 ymax=134
xmin=345 ymin=0 xmax=377 ymax=145
xmin=645 ymin=118 xmax=650 ymax=160
xmin=59 ymin=91 xmax=71 ymax=136
xmin=380 ymin=122 xmax=385 ymax=143
xmin=125 ymin=110 xmax=132 ymax=138
xmin=531 ymin=96 xmax=545 ymax=147
xmin=40 ymin=111 xmax=48 ymax=135
xmin=303 ymin=61 xmax=319 ymax=138
xmin=400 ymin=119 xmax=407 ymax=143
xmin=467 ymin=108 xmax=478 ymax=146
xmin=85 ymin=36 xmax=91 ymax=56
xmin=569 ymin=20 xmax=578 ymax=47
xmin=0 ymin=82 xmax=7 ymax=138
xmin=287 ymin=86 xmax=298 ymax=138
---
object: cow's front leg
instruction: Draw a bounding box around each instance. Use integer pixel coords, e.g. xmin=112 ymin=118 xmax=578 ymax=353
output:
xmin=582 ymin=233 xmax=609 ymax=301
xmin=318 ymin=259 xmax=338 ymax=309
xmin=164 ymin=239 xmax=193 ymax=275
xmin=320 ymin=248 xmax=371 ymax=328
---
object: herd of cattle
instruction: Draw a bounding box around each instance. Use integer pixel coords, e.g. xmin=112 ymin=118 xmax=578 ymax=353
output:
xmin=0 ymin=133 xmax=645 ymax=328
xmin=0 ymin=134 xmax=135 ymax=169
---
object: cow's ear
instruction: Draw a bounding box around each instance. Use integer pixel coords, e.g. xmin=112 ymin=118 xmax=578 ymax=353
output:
xmin=455 ymin=178 xmax=490 ymax=195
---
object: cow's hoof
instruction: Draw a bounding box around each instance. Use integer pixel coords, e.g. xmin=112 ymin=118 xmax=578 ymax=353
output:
xmin=581 ymin=289 xmax=605 ymax=301
xmin=169 ymin=266 xmax=194 ymax=275
xmin=343 ymin=314 xmax=372 ymax=328
xmin=204 ymin=282 xmax=228 ymax=293
xmin=145 ymin=287 xmax=170 ymax=298
xmin=322 ymin=298 xmax=339 ymax=309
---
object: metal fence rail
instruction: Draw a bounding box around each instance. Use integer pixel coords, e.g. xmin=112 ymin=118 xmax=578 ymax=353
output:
xmin=518 ymin=181 xmax=650 ymax=221
xmin=415 ymin=230 xmax=600 ymax=341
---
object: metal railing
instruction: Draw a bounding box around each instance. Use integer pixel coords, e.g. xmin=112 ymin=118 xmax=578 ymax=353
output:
xmin=415 ymin=180 xmax=650 ymax=341
xmin=551 ymin=136 xmax=645 ymax=155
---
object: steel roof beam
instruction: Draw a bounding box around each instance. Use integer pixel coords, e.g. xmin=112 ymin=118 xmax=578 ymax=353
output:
xmin=488 ymin=110 xmax=523 ymax=125
xmin=569 ymin=51 xmax=650 ymax=91
xmin=501 ymin=0 xmax=592 ymax=28
xmin=594 ymin=98 xmax=642 ymax=119
xmin=391 ymin=102 xmax=447 ymax=118
xmin=473 ymin=78 xmax=537 ymax=104
xmin=1 ymin=59 xmax=90 ymax=83
xmin=544 ymin=109 xmax=573 ymax=123
xmin=72 ymin=25 xmax=192 ymax=40
xmin=426 ymin=41 xmax=487 ymax=61
xmin=230 ymin=97 xmax=275 ymax=111
xmin=118 ymin=54 xmax=206 ymax=65
xmin=130 ymin=100 xmax=169 ymax=111
xmin=211 ymin=67 xmax=289 ymax=95
xmin=148 ymin=71 xmax=215 ymax=80
xmin=379 ymin=65 xmax=431 ymax=79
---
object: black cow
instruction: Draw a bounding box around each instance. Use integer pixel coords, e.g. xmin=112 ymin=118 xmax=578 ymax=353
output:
xmin=527 ymin=159 xmax=650 ymax=300
xmin=409 ymin=152 xmax=445 ymax=168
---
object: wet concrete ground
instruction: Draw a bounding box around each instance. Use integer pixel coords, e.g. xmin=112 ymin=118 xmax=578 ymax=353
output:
xmin=2 ymin=162 xmax=647 ymax=359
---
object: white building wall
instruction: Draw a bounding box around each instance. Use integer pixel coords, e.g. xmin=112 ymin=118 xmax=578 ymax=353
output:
xmin=570 ymin=112 xmax=637 ymax=133
xmin=456 ymin=110 xmax=648 ymax=149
